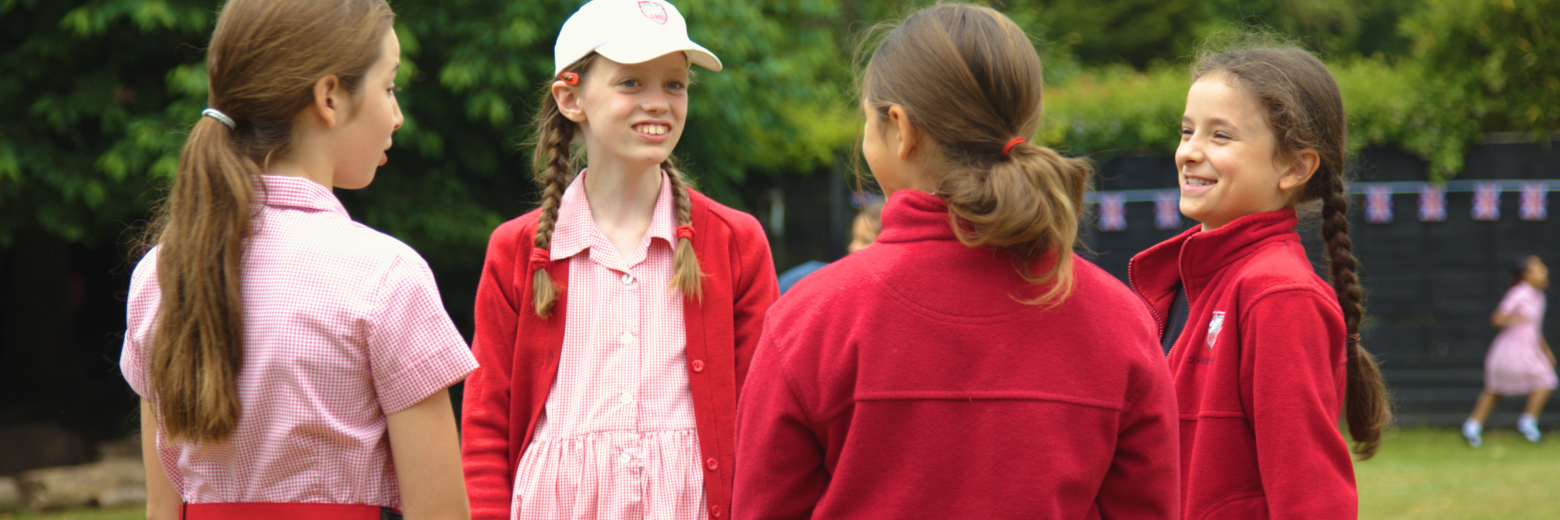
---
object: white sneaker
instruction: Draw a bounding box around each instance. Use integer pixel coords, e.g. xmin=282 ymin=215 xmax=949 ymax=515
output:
xmin=1463 ymin=419 xmax=1483 ymax=448
xmin=1518 ymin=415 xmax=1542 ymax=443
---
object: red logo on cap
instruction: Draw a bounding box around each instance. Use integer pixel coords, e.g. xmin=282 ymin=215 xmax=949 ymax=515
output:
xmin=638 ymin=1 xmax=668 ymax=24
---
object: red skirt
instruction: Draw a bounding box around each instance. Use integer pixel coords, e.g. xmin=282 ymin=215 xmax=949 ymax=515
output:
xmin=181 ymin=503 xmax=401 ymax=520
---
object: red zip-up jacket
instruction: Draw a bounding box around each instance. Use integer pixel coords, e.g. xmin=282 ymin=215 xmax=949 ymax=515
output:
xmin=735 ymin=190 xmax=1179 ymax=519
xmin=461 ymin=187 xmax=778 ymax=520
xmin=1129 ymin=208 xmax=1356 ymax=519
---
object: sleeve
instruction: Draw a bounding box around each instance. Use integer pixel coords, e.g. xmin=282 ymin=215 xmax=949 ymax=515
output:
xmin=461 ymin=226 xmax=524 ymax=520
xmin=734 ymin=328 xmax=827 ymax=520
xmin=1095 ymin=349 xmax=1180 ymax=518
xmin=367 ymin=251 xmax=478 ymax=415
xmin=120 ymin=252 xmax=161 ymax=399
xmin=731 ymin=219 xmax=779 ymax=399
xmin=1243 ymin=290 xmax=1357 ymax=519
xmin=1496 ymin=285 xmax=1527 ymax=317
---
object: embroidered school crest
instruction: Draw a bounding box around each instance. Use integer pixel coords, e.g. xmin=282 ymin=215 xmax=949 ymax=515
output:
xmin=1206 ymin=311 xmax=1226 ymax=349
xmin=638 ymin=1 xmax=668 ymax=24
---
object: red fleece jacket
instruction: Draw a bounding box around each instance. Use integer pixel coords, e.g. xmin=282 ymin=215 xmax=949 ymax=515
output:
xmin=1129 ymin=209 xmax=1356 ymax=519
xmin=734 ymin=190 xmax=1179 ymax=519
xmin=461 ymin=188 xmax=778 ymax=520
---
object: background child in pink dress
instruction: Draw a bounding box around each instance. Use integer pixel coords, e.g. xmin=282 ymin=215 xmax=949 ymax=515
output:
xmin=1464 ymin=255 xmax=1555 ymax=446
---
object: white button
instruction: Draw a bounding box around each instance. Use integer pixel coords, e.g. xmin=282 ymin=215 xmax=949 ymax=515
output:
xmin=620 ymin=332 xmax=634 ymax=345
xmin=620 ymin=392 xmax=633 ymax=405
xmin=621 ymin=273 xmax=635 ymax=285
xmin=618 ymin=451 xmax=633 ymax=464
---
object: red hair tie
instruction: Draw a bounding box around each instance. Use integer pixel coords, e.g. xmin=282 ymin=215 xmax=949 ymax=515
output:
xmin=557 ymin=72 xmax=579 ymax=85
xmin=675 ymin=225 xmax=695 ymax=242
xmin=1001 ymin=137 xmax=1026 ymax=159
xmin=529 ymin=247 xmax=551 ymax=270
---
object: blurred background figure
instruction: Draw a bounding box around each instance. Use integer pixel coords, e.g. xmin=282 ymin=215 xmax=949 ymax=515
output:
xmin=1464 ymin=255 xmax=1554 ymax=447
xmin=777 ymin=199 xmax=882 ymax=294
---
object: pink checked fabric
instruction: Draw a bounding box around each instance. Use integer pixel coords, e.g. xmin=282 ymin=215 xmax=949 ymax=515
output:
xmin=511 ymin=171 xmax=704 ymax=520
xmin=120 ymin=175 xmax=477 ymax=507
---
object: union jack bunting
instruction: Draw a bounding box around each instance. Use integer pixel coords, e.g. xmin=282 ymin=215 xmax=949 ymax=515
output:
xmin=1418 ymin=184 xmax=1446 ymax=222
xmin=1099 ymin=192 xmax=1127 ymax=231
xmin=1472 ymin=182 xmax=1501 ymax=221
xmin=1154 ymin=190 xmax=1182 ymax=230
xmin=1519 ymin=182 xmax=1548 ymax=221
xmin=1364 ymin=184 xmax=1393 ymax=224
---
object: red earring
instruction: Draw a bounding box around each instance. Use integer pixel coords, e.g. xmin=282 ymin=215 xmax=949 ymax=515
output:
xmin=558 ymin=72 xmax=579 ymax=85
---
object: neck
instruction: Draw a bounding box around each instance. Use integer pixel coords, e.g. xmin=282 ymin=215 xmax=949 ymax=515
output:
xmin=266 ymin=154 xmax=333 ymax=191
xmin=582 ymin=157 xmax=663 ymax=229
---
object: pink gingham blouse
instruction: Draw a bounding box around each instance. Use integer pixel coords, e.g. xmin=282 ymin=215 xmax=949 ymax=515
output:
xmin=510 ymin=171 xmax=704 ymax=519
xmin=120 ymin=175 xmax=477 ymax=507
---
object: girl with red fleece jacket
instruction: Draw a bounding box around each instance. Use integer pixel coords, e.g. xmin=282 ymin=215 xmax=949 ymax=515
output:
xmin=1128 ymin=45 xmax=1393 ymax=519
xmin=460 ymin=1 xmax=777 ymax=519
xmin=734 ymin=4 xmax=1179 ymax=519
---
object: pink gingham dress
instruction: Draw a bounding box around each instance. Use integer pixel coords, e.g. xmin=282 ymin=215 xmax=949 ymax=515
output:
xmin=120 ymin=175 xmax=478 ymax=506
xmin=1485 ymin=282 xmax=1557 ymax=394
xmin=511 ymin=171 xmax=705 ymax=520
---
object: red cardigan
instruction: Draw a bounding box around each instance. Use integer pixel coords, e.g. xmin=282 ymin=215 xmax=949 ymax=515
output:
xmin=734 ymin=190 xmax=1179 ymax=519
xmin=1129 ymin=209 xmax=1356 ymax=519
xmin=461 ymin=188 xmax=778 ymax=520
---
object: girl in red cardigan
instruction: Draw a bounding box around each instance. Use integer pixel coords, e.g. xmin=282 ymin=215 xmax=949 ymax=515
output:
xmin=733 ymin=4 xmax=1179 ymax=519
xmin=460 ymin=1 xmax=777 ymax=519
xmin=1128 ymin=45 xmax=1393 ymax=518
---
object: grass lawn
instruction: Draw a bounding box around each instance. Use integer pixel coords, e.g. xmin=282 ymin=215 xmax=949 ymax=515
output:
xmin=3 ymin=427 xmax=1558 ymax=519
xmin=1357 ymin=426 xmax=1560 ymax=519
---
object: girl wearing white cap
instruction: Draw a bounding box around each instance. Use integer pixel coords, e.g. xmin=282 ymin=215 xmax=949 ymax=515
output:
xmin=460 ymin=1 xmax=778 ymax=519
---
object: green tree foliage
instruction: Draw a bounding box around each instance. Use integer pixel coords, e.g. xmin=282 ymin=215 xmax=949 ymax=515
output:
xmin=0 ymin=0 xmax=851 ymax=259
xmin=1402 ymin=0 xmax=1560 ymax=141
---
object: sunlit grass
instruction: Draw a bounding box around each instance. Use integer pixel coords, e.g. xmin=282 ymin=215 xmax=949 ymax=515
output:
xmin=1357 ymin=426 xmax=1560 ymax=519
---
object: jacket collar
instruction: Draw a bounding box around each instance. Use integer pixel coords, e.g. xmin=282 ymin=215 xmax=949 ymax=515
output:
xmin=550 ymin=169 xmax=677 ymax=263
xmin=255 ymin=175 xmax=349 ymax=217
xmin=874 ymin=189 xmax=954 ymax=245
xmin=1130 ymin=208 xmax=1302 ymax=305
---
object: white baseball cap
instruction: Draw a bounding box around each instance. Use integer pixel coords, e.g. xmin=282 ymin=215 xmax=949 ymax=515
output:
xmin=554 ymin=0 xmax=722 ymax=77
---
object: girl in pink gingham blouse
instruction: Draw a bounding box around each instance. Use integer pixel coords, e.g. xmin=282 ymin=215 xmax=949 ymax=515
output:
xmin=460 ymin=2 xmax=778 ymax=519
xmin=122 ymin=1 xmax=476 ymax=518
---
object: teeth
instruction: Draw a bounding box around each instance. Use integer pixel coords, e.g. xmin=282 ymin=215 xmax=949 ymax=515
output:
xmin=1187 ymin=178 xmax=1215 ymax=186
xmin=636 ymin=125 xmax=668 ymax=135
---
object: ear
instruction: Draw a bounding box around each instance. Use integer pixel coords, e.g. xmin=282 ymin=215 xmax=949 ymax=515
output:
xmin=553 ymin=81 xmax=586 ymax=123
xmin=886 ymin=105 xmax=921 ymax=160
xmin=1278 ymin=148 xmax=1320 ymax=192
xmin=307 ymin=74 xmax=348 ymax=128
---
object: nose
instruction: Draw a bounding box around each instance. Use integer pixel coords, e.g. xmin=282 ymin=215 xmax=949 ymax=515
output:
xmin=391 ymin=95 xmax=404 ymax=131
xmin=641 ymin=89 xmax=670 ymax=116
xmin=1175 ymin=133 xmax=1203 ymax=168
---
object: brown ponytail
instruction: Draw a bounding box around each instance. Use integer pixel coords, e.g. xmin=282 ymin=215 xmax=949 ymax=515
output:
xmin=528 ymin=53 xmax=703 ymax=317
xmin=860 ymin=3 xmax=1092 ymax=306
xmin=1195 ymin=45 xmax=1393 ymax=459
xmin=142 ymin=0 xmax=394 ymax=443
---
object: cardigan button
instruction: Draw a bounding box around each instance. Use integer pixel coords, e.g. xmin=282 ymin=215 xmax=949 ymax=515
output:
xmin=691 ymin=359 xmax=705 ymax=372
xmin=705 ymin=457 xmax=718 ymax=471
xmin=710 ymin=505 xmax=723 ymax=518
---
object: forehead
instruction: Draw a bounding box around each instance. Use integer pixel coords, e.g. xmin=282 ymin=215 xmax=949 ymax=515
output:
xmin=1185 ymin=75 xmax=1268 ymax=129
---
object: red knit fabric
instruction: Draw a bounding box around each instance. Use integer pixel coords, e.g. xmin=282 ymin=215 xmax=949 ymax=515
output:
xmin=1129 ymin=208 xmax=1356 ymax=519
xmin=462 ymin=187 xmax=778 ymax=520
xmin=734 ymin=190 xmax=1179 ymax=519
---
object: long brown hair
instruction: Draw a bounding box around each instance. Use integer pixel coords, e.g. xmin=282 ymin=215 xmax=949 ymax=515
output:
xmin=1194 ymin=46 xmax=1393 ymax=459
xmin=860 ymin=3 xmax=1093 ymax=306
xmin=142 ymin=0 xmax=394 ymax=443
xmin=527 ymin=53 xmax=703 ymax=318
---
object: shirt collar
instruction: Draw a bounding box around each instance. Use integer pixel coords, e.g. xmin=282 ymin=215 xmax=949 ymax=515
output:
xmin=550 ymin=169 xmax=678 ymax=261
xmin=255 ymin=175 xmax=349 ymax=217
